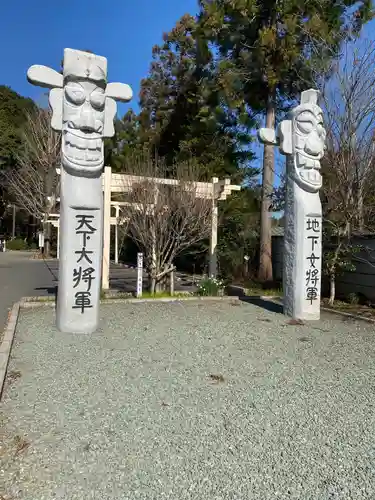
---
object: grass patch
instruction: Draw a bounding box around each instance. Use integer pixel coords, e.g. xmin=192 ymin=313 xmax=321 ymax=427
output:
xmin=246 ymin=286 xmax=282 ymax=297
xmin=102 ymin=292 xmax=133 ymax=300
xmin=137 ymin=291 xmax=193 ymax=299
xmin=242 ymin=279 xmax=283 ymax=297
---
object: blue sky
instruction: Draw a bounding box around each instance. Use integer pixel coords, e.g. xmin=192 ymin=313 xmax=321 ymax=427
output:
xmin=1 ymin=1 xmax=374 ymax=192
xmin=0 ymin=0 xmax=199 ymax=115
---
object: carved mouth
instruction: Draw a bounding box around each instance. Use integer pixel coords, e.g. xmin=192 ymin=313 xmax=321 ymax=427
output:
xmin=62 ymin=130 xmax=103 ymax=167
xmin=299 ymin=169 xmax=321 ymax=185
xmin=296 ymin=152 xmax=322 ymax=186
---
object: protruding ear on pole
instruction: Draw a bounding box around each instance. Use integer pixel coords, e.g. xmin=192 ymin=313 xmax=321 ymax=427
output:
xmin=300 ymin=89 xmax=319 ymax=105
xmin=278 ymin=120 xmax=293 ymax=155
xmin=106 ymin=82 xmax=133 ymax=102
xmin=104 ymin=97 xmax=117 ymax=137
xmin=49 ymin=88 xmax=63 ymax=132
xmin=27 ymin=65 xmax=63 ymax=89
xmin=258 ymin=128 xmax=278 ymax=145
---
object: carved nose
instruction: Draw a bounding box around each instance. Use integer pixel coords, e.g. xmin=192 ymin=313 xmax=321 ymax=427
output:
xmin=79 ymin=103 xmax=96 ymax=132
xmin=305 ymin=131 xmax=323 ymax=156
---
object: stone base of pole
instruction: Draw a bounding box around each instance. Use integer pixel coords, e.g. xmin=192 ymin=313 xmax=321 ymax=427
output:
xmin=56 ymin=170 xmax=103 ymax=334
xmin=283 ymin=174 xmax=322 ymax=321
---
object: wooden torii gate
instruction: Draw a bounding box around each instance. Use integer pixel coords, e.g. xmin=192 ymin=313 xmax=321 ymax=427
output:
xmin=102 ymin=166 xmax=241 ymax=289
xmin=54 ymin=166 xmax=241 ymax=289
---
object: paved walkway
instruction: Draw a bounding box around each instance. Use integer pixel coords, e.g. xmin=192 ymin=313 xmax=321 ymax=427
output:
xmin=0 ymin=252 xmax=56 ymax=332
xmin=0 ymin=252 xmax=199 ymax=333
xmin=1 ymin=300 xmax=375 ymax=499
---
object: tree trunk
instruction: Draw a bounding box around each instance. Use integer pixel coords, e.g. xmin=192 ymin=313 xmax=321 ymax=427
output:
xmin=258 ymin=91 xmax=276 ymax=282
xmin=328 ymin=273 xmax=335 ymax=306
xmin=357 ymin=187 xmax=364 ymax=232
xmin=148 ymin=273 xmax=156 ymax=294
xmin=44 ymin=221 xmax=51 ymax=258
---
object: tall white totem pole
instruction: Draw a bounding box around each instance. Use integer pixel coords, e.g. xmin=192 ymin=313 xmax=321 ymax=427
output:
xmin=27 ymin=49 xmax=132 ymax=333
xmin=259 ymin=89 xmax=326 ymax=320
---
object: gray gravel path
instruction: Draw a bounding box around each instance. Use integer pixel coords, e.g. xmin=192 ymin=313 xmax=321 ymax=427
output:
xmin=1 ymin=300 xmax=375 ymax=499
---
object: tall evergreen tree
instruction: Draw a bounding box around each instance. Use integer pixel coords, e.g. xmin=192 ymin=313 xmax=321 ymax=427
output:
xmin=116 ymin=14 xmax=256 ymax=183
xmin=199 ymin=0 xmax=373 ymax=281
xmin=0 ymin=86 xmax=35 ymax=169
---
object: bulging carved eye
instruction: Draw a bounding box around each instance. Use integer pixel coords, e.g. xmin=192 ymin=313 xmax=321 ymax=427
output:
xmin=90 ymin=92 xmax=105 ymax=111
xmin=296 ymin=120 xmax=314 ymax=134
xmin=65 ymin=85 xmax=85 ymax=105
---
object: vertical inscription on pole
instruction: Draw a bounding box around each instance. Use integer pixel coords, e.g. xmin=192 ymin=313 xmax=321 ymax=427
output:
xmin=137 ymin=252 xmax=143 ymax=298
xmin=72 ymin=211 xmax=97 ymax=313
xmin=305 ymin=216 xmax=322 ymax=306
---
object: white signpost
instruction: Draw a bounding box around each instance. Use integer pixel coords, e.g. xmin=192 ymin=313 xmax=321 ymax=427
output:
xmin=38 ymin=231 xmax=45 ymax=250
xmin=137 ymin=252 xmax=143 ymax=298
xmin=27 ymin=48 xmax=132 ymax=333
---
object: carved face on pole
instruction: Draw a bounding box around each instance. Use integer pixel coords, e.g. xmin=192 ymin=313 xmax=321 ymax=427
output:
xmin=258 ymin=89 xmax=326 ymax=193
xmin=288 ymin=93 xmax=326 ymax=191
xmin=27 ymin=49 xmax=133 ymax=178
xmin=61 ymin=76 xmax=106 ymax=175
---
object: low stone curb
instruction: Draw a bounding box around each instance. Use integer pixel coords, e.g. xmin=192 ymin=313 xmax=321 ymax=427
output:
xmin=236 ymin=291 xmax=375 ymax=324
xmin=19 ymin=295 xmax=240 ymax=308
xmin=21 ymin=296 xmax=55 ymax=302
xmin=252 ymin=296 xmax=375 ymax=324
xmin=102 ymin=295 xmax=239 ymax=305
xmin=320 ymin=306 xmax=375 ymax=324
xmin=0 ymin=302 xmax=20 ymax=398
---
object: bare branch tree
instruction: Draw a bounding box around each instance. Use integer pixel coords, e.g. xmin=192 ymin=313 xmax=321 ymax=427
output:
xmin=0 ymin=108 xmax=60 ymax=254
xmin=321 ymin=38 xmax=375 ymax=303
xmin=322 ymin=37 xmax=375 ymax=233
xmin=118 ymin=154 xmax=212 ymax=293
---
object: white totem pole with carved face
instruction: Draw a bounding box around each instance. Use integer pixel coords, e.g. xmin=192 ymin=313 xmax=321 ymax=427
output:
xmin=259 ymin=89 xmax=326 ymax=320
xmin=27 ymin=49 xmax=132 ymax=333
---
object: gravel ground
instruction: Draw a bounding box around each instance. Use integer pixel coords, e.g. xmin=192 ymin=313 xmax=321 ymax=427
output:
xmin=1 ymin=300 xmax=375 ymax=499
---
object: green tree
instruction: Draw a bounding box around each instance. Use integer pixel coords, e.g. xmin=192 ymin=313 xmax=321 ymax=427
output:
xmin=0 ymin=86 xmax=35 ymax=169
xmin=107 ymin=110 xmax=146 ymax=171
xmin=218 ymin=186 xmax=260 ymax=281
xmin=199 ymin=0 xmax=373 ymax=281
xmin=116 ymin=13 xmax=256 ymax=183
xmin=111 ymin=14 xmax=261 ymax=280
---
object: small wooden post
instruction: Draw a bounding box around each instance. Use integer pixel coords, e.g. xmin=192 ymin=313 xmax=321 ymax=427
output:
xmin=209 ymin=177 xmax=218 ymax=278
xmin=102 ymin=165 xmax=112 ymax=290
xmin=170 ymin=267 xmax=175 ymax=296
xmin=137 ymin=252 xmax=143 ymax=297
xmin=114 ymin=205 xmax=119 ymax=264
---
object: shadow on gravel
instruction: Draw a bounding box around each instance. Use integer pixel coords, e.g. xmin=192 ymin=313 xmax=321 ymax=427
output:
xmin=239 ymin=297 xmax=283 ymax=315
xmin=35 ymin=286 xmax=58 ymax=300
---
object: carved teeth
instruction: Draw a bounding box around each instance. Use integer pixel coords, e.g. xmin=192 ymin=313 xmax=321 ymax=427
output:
xmin=63 ymin=135 xmax=102 ymax=164
xmin=299 ymin=168 xmax=321 ymax=185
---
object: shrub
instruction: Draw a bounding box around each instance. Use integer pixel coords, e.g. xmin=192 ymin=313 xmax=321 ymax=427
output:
xmin=6 ymin=238 xmax=28 ymax=251
xmin=197 ymin=276 xmax=224 ymax=296
xmin=347 ymin=292 xmax=360 ymax=305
